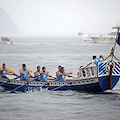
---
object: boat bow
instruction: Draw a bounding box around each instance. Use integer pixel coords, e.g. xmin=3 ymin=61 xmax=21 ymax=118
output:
xmin=98 ymin=48 xmax=120 ymax=91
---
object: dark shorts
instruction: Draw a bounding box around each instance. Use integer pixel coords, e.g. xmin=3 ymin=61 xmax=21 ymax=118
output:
xmin=1 ymin=76 xmax=9 ymax=80
xmin=2 ymin=76 xmax=8 ymax=78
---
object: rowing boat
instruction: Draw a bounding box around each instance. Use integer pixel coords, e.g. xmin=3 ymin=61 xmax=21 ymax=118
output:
xmin=0 ymin=47 xmax=119 ymax=93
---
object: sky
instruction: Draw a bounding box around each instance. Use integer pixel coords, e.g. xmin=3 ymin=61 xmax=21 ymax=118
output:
xmin=0 ymin=0 xmax=120 ymax=36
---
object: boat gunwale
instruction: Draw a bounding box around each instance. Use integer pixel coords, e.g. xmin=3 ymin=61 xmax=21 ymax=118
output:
xmin=0 ymin=77 xmax=99 ymax=87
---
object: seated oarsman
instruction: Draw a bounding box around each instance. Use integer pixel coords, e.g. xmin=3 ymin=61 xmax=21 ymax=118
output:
xmin=19 ymin=64 xmax=33 ymax=80
xmin=34 ymin=66 xmax=41 ymax=80
xmin=0 ymin=63 xmax=8 ymax=78
xmin=77 ymin=66 xmax=85 ymax=77
xmin=56 ymin=65 xmax=62 ymax=79
xmin=83 ymin=55 xmax=104 ymax=68
xmin=59 ymin=67 xmax=74 ymax=81
xmin=40 ymin=67 xmax=52 ymax=82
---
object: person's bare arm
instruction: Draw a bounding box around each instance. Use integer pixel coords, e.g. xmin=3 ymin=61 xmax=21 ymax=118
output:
xmin=77 ymin=72 xmax=79 ymax=76
xmin=47 ymin=72 xmax=52 ymax=77
xmin=6 ymin=68 xmax=13 ymax=74
xmin=84 ymin=62 xmax=92 ymax=69
xmin=56 ymin=71 xmax=63 ymax=76
xmin=100 ymin=55 xmax=104 ymax=60
xmin=40 ymin=71 xmax=45 ymax=76
xmin=56 ymin=71 xmax=59 ymax=76
xmin=28 ymin=69 xmax=33 ymax=77
xmin=0 ymin=68 xmax=5 ymax=72
xmin=19 ymin=69 xmax=26 ymax=75
xmin=63 ymin=72 xmax=74 ymax=78
xmin=68 ymin=72 xmax=73 ymax=74
xmin=34 ymin=72 xmax=36 ymax=77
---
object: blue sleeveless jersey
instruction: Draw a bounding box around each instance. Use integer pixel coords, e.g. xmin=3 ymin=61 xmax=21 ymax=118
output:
xmin=21 ymin=69 xmax=28 ymax=80
xmin=1 ymin=69 xmax=7 ymax=77
xmin=36 ymin=72 xmax=40 ymax=80
xmin=94 ymin=58 xmax=101 ymax=65
xmin=41 ymin=72 xmax=47 ymax=81
xmin=60 ymin=72 xmax=66 ymax=81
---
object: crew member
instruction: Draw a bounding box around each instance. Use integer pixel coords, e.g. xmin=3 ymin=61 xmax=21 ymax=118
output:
xmin=34 ymin=66 xmax=41 ymax=80
xmin=0 ymin=63 xmax=8 ymax=78
xmin=19 ymin=64 xmax=32 ymax=80
xmin=56 ymin=65 xmax=62 ymax=79
xmin=59 ymin=67 xmax=74 ymax=81
xmin=77 ymin=66 xmax=85 ymax=77
xmin=40 ymin=67 xmax=52 ymax=81
xmin=84 ymin=55 xmax=104 ymax=68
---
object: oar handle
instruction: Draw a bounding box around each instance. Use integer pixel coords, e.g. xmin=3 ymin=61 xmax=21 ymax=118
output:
xmin=13 ymin=76 xmax=21 ymax=80
xmin=50 ymin=83 xmax=69 ymax=91
xmin=12 ymin=73 xmax=19 ymax=77
xmin=53 ymin=78 xmax=59 ymax=81
xmin=31 ymin=77 xmax=39 ymax=81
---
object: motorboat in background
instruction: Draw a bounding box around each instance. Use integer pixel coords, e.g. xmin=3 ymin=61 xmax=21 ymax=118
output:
xmin=90 ymin=31 xmax=117 ymax=43
xmin=0 ymin=37 xmax=12 ymax=44
xmin=77 ymin=32 xmax=92 ymax=41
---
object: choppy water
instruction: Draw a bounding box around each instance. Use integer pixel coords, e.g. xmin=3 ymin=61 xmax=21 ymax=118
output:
xmin=0 ymin=37 xmax=120 ymax=120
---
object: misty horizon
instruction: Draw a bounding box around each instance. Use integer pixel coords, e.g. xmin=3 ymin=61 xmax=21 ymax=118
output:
xmin=0 ymin=0 xmax=120 ymax=37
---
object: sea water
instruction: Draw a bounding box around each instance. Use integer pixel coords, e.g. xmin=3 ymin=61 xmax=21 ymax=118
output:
xmin=0 ymin=37 xmax=120 ymax=120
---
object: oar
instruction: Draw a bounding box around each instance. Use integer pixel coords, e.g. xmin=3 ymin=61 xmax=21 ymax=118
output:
xmin=13 ymin=75 xmax=21 ymax=80
xmin=5 ymin=77 xmax=39 ymax=94
xmin=31 ymin=77 xmax=40 ymax=81
xmin=50 ymin=83 xmax=69 ymax=91
xmin=5 ymin=83 xmax=26 ymax=94
xmin=0 ymin=76 xmax=11 ymax=86
xmin=0 ymin=74 xmax=20 ymax=86
xmin=12 ymin=73 xmax=19 ymax=77
xmin=40 ymin=78 xmax=59 ymax=88
xmin=53 ymin=78 xmax=59 ymax=81
xmin=0 ymin=81 xmax=8 ymax=86
xmin=50 ymin=81 xmax=73 ymax=91
xmin=37 ymin=78 xmax=59 ymax=91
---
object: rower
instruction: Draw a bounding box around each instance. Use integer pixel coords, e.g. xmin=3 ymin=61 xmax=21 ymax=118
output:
xmin=34 ymin=66 xmax=41 ymax=80
xmin=59 ymin=67 xmax=74 ymax=81
xmin=56 ymin=65 xmax=61 ymax=79
xmin=0 ymin=63 xmax=8 ymax=78
xmin=77 ymin=66 xmax=85 ymax=77
xmin=40 ymin=67 xmax=52 ymax=81
xmin=84 ymin=55 xmax=104 ymax=68
xmin=19 ymin=64 xmax=33 ymax=80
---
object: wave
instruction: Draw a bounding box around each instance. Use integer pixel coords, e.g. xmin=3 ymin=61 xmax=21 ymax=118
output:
xmin=13 ymin=42 xmax=55 ymax=46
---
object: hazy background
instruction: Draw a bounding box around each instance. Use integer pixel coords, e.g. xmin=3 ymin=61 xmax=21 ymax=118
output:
xmin=0 ymin=0 xmax=120 ymax=37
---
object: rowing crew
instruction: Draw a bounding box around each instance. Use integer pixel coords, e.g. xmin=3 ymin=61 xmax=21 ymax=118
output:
xmin=0 ymin=55 xmax=104 ymax=80
xmin=0 ymin=63 xmax=73 ymax=81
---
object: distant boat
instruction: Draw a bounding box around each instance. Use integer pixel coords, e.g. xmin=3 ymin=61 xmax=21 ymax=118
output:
xmin=90 ymin=31 xmax=116 ymax=43
xmin=78 ymin=32 xmax=92 ymax=41
xmin=0 ymin=37 xmax=12 ymax=44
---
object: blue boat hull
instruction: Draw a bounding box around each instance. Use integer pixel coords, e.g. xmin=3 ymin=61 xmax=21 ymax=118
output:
xmin=98 ymin=76 xmax=119 ymax=91
xmin=0 ymin=81 xmax=103 ymax=93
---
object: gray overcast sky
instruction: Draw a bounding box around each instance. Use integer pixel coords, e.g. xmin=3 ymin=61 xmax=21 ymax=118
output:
xmin=0 ymin=0 xmax=120 ymax=36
